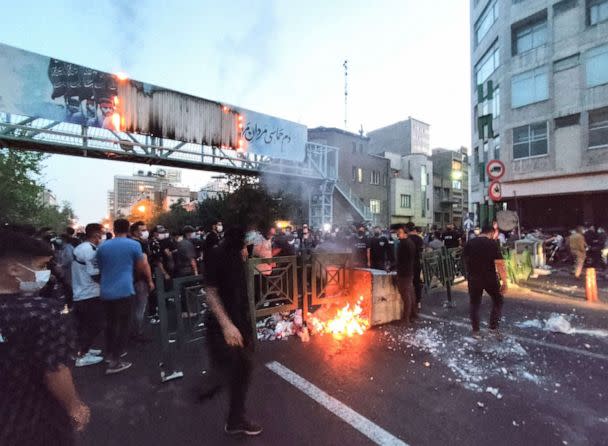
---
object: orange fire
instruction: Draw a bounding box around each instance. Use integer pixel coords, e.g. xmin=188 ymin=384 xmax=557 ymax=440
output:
xmin=111 ymin=112 xmax=121 ymax=131
xmin=309 ymin=297 xmax=369 ymax=340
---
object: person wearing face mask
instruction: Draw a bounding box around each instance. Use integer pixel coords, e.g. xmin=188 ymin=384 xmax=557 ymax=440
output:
xmin=129 ymin=221 xmax=153 ymax=342
xmin=71 ymin=223 xmax=105 ymax=367
xmin=299 ymin=224 xmax=316 ymax=260
xmin=369 ymin=226 xmax=391 ymax=271
xmin=0 ymin=230 xmax=91 ymax=444
xmin=352 ymin=225 xmax=371 ymax=268
xmin=204 ymin=220 xmax=224 ymax=262
xmin=175 ymin=226 xmax=199 ymax=278
xmin=147 ymin=226 xmax=172 ymax=324
xmin=200 ymin=226 xmax=262 ymax=436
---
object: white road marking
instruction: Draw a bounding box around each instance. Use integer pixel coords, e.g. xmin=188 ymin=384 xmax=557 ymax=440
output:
xmin=266 ymin=361 xmax=409 ymax=446
xmin=420 ymin=314 xmax=608 ymax=362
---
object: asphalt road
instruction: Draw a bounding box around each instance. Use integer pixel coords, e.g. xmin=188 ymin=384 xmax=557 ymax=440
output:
xmin=75 ymin=285 xmax=608 ymax=446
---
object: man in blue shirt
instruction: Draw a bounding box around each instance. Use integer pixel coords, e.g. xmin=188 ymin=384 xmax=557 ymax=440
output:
xmin=97 ymin=219 xmax=153 ymax=375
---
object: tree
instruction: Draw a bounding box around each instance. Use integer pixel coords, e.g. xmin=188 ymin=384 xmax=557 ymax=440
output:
xmin=0 ymin=148 xmax=76 ymax=231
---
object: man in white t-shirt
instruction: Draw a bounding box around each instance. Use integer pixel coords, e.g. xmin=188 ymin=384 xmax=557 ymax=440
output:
xmin=71 ymin=223 xmax=105 ymax=367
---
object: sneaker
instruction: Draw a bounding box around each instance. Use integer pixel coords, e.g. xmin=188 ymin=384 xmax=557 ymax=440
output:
xmin=105 ymin=361 xmax=132 ymax=375
xmin=224 ymin=420 xmax=263 ymax=436
xmin=75 ymin=354 xmax=104 ymax=367
xmin=489 ymin=329 xmax=504 ymax=342
xmin=150 ymin=316 xmax=160 ymax=325
xmin=88 ymin=348 xmax=102 ymax=356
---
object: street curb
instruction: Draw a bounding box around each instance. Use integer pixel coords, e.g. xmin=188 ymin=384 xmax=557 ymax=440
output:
xmin=517 ymin=283 xmax=608 ymax=308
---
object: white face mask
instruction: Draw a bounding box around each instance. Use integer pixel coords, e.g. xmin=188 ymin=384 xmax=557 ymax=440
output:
xmin=141 ymin=231 xmax=149 ymax=240
xmin=216 ymin=225 xmax=223 ymax=233
xmin=159 ymin=233 xmax=169 ymax=240
xmin=17 ymin=263 xmax=51 ymax=294
xmin=188 ymin=233 xmax=197 ymax=240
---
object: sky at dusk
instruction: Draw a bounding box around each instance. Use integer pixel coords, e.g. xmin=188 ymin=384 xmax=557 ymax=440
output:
xmin=0 ymin=0 xmax=471 ymax=223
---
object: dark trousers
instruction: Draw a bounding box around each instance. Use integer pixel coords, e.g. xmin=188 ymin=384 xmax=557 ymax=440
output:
xmin=413 ymin=266 xmax=423 ymax=304
xmin=206 ymin=327 xmax=253 ymax=424
xmin=397 ymin=275 xmax=415 ymax=323
xmin=103 ymin=298 xmax=132 ymax=362
xmin=73 ymin=297 xmax=104 ymax=355
xmin=468 ymin=277 xmax=504 ymax=332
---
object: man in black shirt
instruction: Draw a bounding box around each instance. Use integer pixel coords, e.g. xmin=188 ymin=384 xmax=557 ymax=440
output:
xmin=442 ymin=224 xmax=461 ymax=249
xmin=393 ymin=224 xmax=416 ymax=324
xmin=129 ymin=221 xmax=153 ymax=340
xmin=203 ymin=220 xmax=223 ymax=262
xmin=463 ymin=225 xmax=509 ymax=339
xmin=406 ymin=223 xmax=424 ymax=313
xmin=0 ymin=230 xmax=90 ymax=445
xmin=369 ymin=226 xmax=391 ymax=271
xmin=352 ymin=225 xmax=370 ymax=268
xmin=175 ymin=226 xmax=199 ymax=278
xmin=203 ymin=226 xmax=262 ymax=436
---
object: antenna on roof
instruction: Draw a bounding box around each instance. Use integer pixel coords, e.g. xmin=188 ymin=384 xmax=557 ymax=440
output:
xmin=343 ymin=59 xmax=348 ymax=130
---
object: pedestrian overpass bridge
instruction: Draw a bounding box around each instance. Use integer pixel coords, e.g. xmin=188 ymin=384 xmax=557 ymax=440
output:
xmin=0 ymin=42 xmax=372 ymax=226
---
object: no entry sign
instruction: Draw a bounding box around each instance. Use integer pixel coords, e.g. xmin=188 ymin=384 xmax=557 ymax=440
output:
xmin=488 ymin=181 xmax=502 ymax=202
xmin=486 ymin=159 xmax=506 ymax=180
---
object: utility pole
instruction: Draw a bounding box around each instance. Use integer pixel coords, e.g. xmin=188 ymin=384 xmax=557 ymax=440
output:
xmin=343 ymin=60 xmax=348 ymax=130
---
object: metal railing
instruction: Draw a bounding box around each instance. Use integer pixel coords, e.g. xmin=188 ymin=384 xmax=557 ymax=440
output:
xmin=334 ymin=178 xmax=373 ymax=221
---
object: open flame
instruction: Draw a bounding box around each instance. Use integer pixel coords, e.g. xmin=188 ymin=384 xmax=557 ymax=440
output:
xmin=309 ymin=297 xmax=369 ymax=340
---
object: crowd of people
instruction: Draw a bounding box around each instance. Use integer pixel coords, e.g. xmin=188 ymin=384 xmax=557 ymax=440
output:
xmin=2 ymin=214 xmax=603 ymax=443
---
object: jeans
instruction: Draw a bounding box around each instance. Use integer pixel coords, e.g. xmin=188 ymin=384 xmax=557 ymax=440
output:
xmin=468 ymin=277 xmax=504 ymax=332
xmin=132 ymin=280 xmax=149 ymax=336
xmin=206 ymin=326 xmax=253 ymax=424
xmin=103 ymin=297 xmax=132 ymax=362
xmin=573 ymin=252 xmax=585 ymax=278
xmin=72 ymin=297 xmax=104 ymax=355
xmin=396 ymin=275 xmax=415 ymax=323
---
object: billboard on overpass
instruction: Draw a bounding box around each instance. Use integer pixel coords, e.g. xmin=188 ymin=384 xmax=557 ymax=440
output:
xmin=0 ymin=43 xmax=306 ymax=162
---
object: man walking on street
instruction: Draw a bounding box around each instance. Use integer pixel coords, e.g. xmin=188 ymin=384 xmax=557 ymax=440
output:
xmin=0 ymin=230 xmax=90 ymax=445
xmin=568 ymin=226 xmax=587 ymax=279
xmin=463 ymin=225 xmax=509 ymax=340
xmin=71 ymin=223 xmax=105 ymax=367
xmin=97 ymin=219 xmax=153 ymax=375
xmin=175 ymin=226 xmax=199 ymax=278
xmin=202 ymin=226 xmax=262 ymax=436
xmin=393 ymin=224 xmax=417 ymax=324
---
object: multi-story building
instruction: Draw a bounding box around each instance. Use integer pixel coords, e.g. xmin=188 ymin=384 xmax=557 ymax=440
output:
xmin=108 ymin=168 xmax=181 ymax=219
xmin=470 ymin=0 xmax=608 ymax=230
xmin=431 ymin=147 xmax=470 ymax=228
xmin=381 ymin=152 xmax=434 ymax=227
xmin=368 ymin=117 xmax=431 ymax=156
xmin=39 ymin=188 xmax=57 ymax=207
xmin=198 ymin=178 xmax=232 ymax=201
xmin=308 ymin=127 xmax=390 ymax=227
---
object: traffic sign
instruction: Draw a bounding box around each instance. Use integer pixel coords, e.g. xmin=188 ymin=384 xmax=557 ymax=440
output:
xmin=486 ymin=159 xmax=506 ymax=180
xmin=488 ymin=181 xmax=502 ymax=202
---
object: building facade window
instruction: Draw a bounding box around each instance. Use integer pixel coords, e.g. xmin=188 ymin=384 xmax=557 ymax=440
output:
xmin=554 ymin=0 xmax=578 ymax=15
xmin=357 ymin=167 xmax=364 ymax=183
xmin=512 ymin=16 xmax=547 ymax=55
xmin=452 ymin=160 xmax=462 ymax=171
xmin=420 ymin=165 xmax=428 ymax=187
xmin=370 ymin=199 xmax=381 ymax=214
xmin=586 ymin=44 xmax=608 ymax=87
xmin=554 ymin=53 xmax=580 ymax=72
xmin=588 ymin=0 xmax=608 ymax=25
xmin=492 ymin=86 xmax=500 ymax=117
xmin=513 ymin=122 xmax=548 ymax=159
xmin=511 ymin=66 xmax=549 ymax=108
xmin=475 ymin=41 xmax=500 ymax=85
xmin=352 ymin=142 xmax=357 ymax=153
xmin=555 ymin=113 xmax=581 ymax=128
xmin=494 ymin=135 xmax=501 ymax=160
xmin=589 ymin=107 xmax=608 ymax=149
xmin=370 ymin=170 xmax=380 ymax=185
xmin=352 ymin=166 xmax=357 ymax=181
xmin=474 ymin=1 xmax=498 ymax=46
xmin=400 ymin=194 xmax=411 ymax=208
xmin=452 ymin=180 xmax=462 ymax=190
